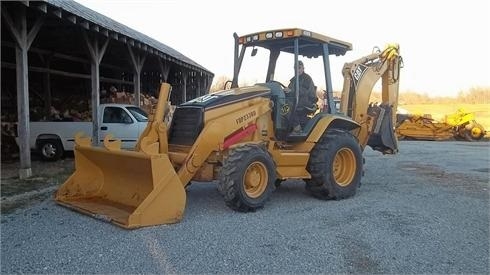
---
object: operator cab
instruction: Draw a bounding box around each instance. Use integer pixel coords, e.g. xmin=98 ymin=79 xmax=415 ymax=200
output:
xmin=231 ymin=28 xmax=352 ymax=140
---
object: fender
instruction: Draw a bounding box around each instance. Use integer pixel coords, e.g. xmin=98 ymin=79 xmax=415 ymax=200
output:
xmin=35 ymin=134 xmax=63 ymax=149
xmin=306 ymin=115 xmax=360 ymax=143
xmin=37 ymin=133 xmax=61 ymax=140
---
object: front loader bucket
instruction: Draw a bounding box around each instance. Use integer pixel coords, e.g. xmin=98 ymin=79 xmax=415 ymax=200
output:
xmin=55 ymin=145 xmax=186 ymax=229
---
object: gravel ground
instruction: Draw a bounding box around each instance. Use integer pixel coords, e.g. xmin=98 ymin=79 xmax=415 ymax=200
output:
xmin=1 ymin=141 xmax=489 ymax=274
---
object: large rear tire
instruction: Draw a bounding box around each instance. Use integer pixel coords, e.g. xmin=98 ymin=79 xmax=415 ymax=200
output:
xmin=218 ymin=145 xmax=276 ymax=212
xmin=305 ymin=129 xmax=363 ymax=200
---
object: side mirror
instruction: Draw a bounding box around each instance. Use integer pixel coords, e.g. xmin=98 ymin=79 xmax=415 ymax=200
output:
xmin=251 ymin=47 xmax=258 ymax=57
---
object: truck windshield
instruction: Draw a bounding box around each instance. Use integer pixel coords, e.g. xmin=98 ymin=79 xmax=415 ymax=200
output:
xmin=127 ymin=107 xmax=148 ymax=122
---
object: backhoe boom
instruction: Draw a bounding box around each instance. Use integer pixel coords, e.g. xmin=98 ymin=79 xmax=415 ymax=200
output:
xmin=340 ymin=44 xmax=402 ymax=153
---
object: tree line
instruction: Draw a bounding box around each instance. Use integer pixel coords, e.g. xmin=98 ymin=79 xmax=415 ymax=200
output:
xmin=371 ymin=86 xmax=489 ymax=104
xmin=210 ymin=76 xmax=489 ymax=105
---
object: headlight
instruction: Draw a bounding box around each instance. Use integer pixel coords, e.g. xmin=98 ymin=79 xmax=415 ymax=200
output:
xmin=275 ymin=32 xmax=283 ymax=38
xmin=303 ymin=30 xmax=312 ymax=36
xmin=265 ymin=32 xmax=273 ymax=39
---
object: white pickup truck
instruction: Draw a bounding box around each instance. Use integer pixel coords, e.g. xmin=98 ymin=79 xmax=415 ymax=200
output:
xmin=28 ymin=104 xmax=148 ymax=161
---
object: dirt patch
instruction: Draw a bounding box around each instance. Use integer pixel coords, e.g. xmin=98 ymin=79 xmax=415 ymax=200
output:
xmin=398 ymin=161 xmax=489 ymax=199
xmin=1 ymin=156 xmax=74 ymax=214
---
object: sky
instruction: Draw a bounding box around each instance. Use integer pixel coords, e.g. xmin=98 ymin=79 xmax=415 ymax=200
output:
xmin=75 ymin=0 xmax=490 ymax=97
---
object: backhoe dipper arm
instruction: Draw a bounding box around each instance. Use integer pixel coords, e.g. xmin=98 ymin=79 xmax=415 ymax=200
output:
xmin=340 ymin=44 xmax=402 ymax=152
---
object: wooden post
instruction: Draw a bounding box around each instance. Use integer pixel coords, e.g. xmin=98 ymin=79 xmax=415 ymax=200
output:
xmin=181 ymin=70 xmax=188 ymax=102
xmin=158 ymin=58 xmax=170 ymax=82
xmin=39 ymin=53 xmax=53 ymax=115
xmin=83 ymin=30 xmax=109 ymax=146
xmin=2 ymin=6 xmax=44 ymax=179
xmin=202 ymin=75 xmax=208 ymax=95
xmin=196 ymin=73 xmax=202 ymax=97
xmin=207 ymin=74 xmax=213 ymax=91
xmin=127 ymin=45 xmax=146 ymax=107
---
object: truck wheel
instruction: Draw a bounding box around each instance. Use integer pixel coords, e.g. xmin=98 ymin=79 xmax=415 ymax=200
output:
xmin=218 ymin=145 xmax=276 ymax=212
xmin=305 ymin=129 xmax=363 ymax=200
xmin=37 ymin=139 xmax=63 ymax=161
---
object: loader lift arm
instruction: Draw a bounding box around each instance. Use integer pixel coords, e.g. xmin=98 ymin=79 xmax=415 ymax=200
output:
xmin=339 ymin=44 xmax=403 ymax=153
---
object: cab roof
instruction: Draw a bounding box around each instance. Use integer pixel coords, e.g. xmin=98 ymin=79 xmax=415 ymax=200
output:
xmin=238 ymin=28 xmax=352 ymax=57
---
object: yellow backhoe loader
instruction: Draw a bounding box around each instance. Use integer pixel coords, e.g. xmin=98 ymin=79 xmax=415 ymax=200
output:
xmin=55 ymin=28 xmax=403 ymax=228
xmin=395 ymin=109 xmax=486 ymax=141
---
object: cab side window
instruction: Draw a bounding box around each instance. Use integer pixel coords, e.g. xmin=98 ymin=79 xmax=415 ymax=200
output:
xmin=103 ymin=107 xmax=133 ymax=123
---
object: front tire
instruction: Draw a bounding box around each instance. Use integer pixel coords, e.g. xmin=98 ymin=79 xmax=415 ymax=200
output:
xmin=37 ymin=139 xmax=63 ymax=161
xmin=218 ymin=145 xmax=276 ymax=212
xmin=305 ymin=129 xmax=363 ymax=200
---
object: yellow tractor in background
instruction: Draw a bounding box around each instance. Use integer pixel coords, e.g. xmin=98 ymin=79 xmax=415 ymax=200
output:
xmin=396 ymin=109 xmax=486 ymax=141
xmin=55 ymin=28 xmax=403 ymax=228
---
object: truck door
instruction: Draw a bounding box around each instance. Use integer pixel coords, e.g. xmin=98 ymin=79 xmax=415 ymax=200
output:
xmin=100 ymin=106 xmax=140 ymax=149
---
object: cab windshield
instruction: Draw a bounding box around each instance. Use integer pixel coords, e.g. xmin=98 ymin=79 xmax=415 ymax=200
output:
xmin=127 ymin=106 xmax=148 ymax=122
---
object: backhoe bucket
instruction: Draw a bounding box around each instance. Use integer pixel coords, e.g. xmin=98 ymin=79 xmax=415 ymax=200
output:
xmin=55 ymin=146 xmax=186 ymax=229
xmin=367 ymin=103 xmax=398 ymax=154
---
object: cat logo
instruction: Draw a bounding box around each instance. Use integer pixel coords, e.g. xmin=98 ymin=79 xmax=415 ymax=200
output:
xmin=281 ymin=104 xmax=290 ymax=115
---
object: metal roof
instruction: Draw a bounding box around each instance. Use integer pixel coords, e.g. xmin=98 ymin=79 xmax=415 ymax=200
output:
xmin=239 ymin=28 xmax=352 ymax=57
xmin=30 ymin=0 xmax=213 ymax=76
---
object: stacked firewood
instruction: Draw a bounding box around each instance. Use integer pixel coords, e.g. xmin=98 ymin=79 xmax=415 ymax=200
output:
xmin=27 ymin=91 xmax=160 ymax=122
xmin=103 ymin=91 xmax=158 ymax=114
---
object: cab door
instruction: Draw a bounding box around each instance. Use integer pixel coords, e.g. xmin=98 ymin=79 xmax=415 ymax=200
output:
xmin=100 ymin=106 xmax=139 ymax=149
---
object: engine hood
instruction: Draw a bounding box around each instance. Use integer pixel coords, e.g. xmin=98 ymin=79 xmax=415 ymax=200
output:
xmin=181 ymin=84 xmax=271 ymax=110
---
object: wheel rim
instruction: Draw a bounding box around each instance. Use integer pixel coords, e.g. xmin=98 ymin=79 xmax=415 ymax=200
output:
xmin=471 ymin=127 xmax=482 ymax=139
xmin=332 ymin=148 xmax=356 ymax=187
xmin=42 ymin=144 xmax=57 ymax=158
xmin=243 ymin=161 xmax=268 ymax=198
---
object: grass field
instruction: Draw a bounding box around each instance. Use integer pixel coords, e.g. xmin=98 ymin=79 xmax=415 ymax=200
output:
xmin=399 ymin=104 xmax=490 ymax=137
